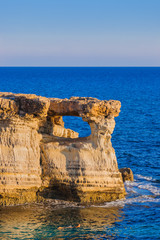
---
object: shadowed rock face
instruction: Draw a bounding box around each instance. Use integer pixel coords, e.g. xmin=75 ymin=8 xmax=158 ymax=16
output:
xmin=0 ymin=92 xmax=126 ymax=206
xmin=119 ymin=168 xmax=134 ymax=182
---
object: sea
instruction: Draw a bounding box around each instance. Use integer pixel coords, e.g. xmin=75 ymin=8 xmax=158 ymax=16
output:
xmin=0 ymin=67 xmax=160 ymax=239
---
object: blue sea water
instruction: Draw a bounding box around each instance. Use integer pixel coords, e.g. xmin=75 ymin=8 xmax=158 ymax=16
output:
xmin=0 ymin=67 xmax=160 ymax=239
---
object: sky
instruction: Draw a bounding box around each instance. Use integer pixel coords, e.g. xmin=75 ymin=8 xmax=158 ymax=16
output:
xmin=0 ymin=0 xmax=160 ymax=66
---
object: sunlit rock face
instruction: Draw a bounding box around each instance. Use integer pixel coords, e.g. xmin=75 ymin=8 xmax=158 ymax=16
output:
xmin=0 ymin=93 xmax=126 ymax=205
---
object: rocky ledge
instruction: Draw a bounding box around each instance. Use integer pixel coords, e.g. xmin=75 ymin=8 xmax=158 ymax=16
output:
xmin=0 ymin=92 xmax=132 ymax=206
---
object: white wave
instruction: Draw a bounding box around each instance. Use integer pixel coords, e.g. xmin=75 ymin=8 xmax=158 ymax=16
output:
xmin=100 ymin=195 xmax=160 ymax=208
xmin=138 ymin=184 xmax=160 ymax=195
xmin=124 ymin=195 xmax=160 ymax=204
xmin=99 ymin=199 xmax=126 ymax=208
xmin=135 ymin=174 xmax=154 ymax=181
xmin=125 ymin=181 xmax=139 ymax=187
xmin=124 ymin=178 xmax=160 ymax=195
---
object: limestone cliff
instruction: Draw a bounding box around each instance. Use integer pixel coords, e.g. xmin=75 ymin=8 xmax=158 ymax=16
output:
xmin=0 ymin=92 xmax=126 ymax=205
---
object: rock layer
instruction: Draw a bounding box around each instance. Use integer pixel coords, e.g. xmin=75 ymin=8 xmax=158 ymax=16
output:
xmin=0 ymin=92 xmax=126 ymax=205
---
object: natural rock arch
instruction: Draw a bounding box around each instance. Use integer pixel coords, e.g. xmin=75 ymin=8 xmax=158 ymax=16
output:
xmin=0 ymin=93 xmax=126 ymax=205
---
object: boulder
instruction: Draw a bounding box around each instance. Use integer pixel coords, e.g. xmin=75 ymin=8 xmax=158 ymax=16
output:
xmin=119 ymin=168 xmax=134 ymax=182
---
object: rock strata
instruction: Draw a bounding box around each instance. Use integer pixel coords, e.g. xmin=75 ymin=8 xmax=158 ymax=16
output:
xmin=0 ymin=92 xmax=127 ymax=205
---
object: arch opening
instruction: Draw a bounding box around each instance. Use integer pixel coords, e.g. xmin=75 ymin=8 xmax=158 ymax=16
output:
xmin=63 ymin=116 xmax=91 ymax=138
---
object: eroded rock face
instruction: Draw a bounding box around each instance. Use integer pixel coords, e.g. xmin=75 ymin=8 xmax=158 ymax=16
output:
xmin=0 ymin=92 xmax=126 ymax=205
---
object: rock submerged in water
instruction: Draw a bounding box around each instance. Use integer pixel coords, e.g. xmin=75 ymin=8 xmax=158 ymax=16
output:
xmin=0 ymin=92 xmax=132 ymax=206
xmin=119 ymin=168 xmax=134 ymax=182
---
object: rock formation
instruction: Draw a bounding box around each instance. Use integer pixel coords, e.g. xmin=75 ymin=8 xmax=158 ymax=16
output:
xmin=119 ymin=168 xmax=134 ymax=182
xmin=0 ymin=92 xmax=126 ymax=206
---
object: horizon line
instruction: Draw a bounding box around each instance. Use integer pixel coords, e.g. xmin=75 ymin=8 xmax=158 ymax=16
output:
xmin=0 ymin=66 xmax=160 ymax=68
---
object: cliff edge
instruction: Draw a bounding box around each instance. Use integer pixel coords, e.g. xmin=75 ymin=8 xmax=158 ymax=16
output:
xmin=0 ymin=92 xmax=126 ymax=205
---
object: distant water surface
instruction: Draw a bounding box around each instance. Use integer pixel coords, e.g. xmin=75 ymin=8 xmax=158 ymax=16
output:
xmin=0 ymin=67 xmax=160 ymax=239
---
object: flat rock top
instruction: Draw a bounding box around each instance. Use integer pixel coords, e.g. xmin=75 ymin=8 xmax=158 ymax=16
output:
xmin=0 ymin=92 xmax=121 ymax=118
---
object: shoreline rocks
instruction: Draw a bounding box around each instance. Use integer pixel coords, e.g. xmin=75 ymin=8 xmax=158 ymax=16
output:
xmin=119 ymin=168 xmax=134 ymax=182
xmin=0 ymin=92 xmax=131 ymax=206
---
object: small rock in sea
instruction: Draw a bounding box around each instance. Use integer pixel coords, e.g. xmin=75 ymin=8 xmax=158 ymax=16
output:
xmin=119 ymin=168 xmax=134 ymax=182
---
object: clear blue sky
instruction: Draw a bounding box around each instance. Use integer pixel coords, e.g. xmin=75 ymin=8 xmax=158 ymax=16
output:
xmin=0 ymin=0 xmax=160 ymax=66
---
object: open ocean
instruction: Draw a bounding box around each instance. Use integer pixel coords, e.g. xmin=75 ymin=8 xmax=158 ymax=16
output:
xmin=0 ymin=67 xmax=160 ymax=239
